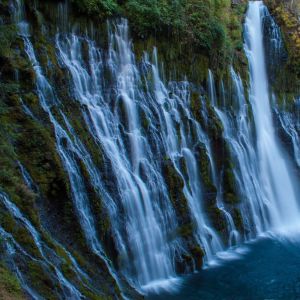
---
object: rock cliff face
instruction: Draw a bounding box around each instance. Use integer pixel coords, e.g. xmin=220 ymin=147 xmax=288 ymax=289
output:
xmin=264 ymin=0 xmax=300 ymax=99
xmin=0 ymin=0 xmax=299 ymax=299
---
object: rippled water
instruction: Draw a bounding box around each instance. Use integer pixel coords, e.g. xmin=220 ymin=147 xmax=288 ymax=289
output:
xmin=149 ymin=236 xmax=300 ymax=300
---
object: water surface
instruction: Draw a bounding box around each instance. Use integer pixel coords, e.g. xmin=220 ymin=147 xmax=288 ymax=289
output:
xmin=149 ymin=236 xmax=300 ymax=300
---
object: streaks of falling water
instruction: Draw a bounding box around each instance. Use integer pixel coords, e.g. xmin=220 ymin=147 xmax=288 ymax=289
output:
xmin=207 ymin=72 xmax=240 ymax=247
xmin=8 ymin=0 xmax=300 ymax=297
xmin=276 ymin=107 xmax=300 ymax=167
xmin=17 ymin=161 xmax=90 ymax=281
xmin=12 ymin=1 xmax=124 ymax=295
xmin=10 ymin=2 xmax=249 ymax=291
xmin=0 ymin=192 xmax=83 ymax=299
xmin=56 ymin=21 xmax=182 ymax=292
xmin=244 ymin=1 xmax=300 ymax=233
xmin=214 ymin=68 xmax=269 ymax=238
xmin=148 ymin=49 xmax=223 ymax=264
xmin=0 ymin=224 xmax=43 ymax=300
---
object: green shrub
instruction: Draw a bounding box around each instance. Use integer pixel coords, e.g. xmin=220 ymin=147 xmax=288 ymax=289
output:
xmin=0 ymin=24 xmax=16 ymax=58
xmin=124 ymin=0 xmax=183 ymax=36
xmin=71 ymin=0 xmax=119 ymax=17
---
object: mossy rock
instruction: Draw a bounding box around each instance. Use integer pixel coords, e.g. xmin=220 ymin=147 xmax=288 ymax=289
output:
xmin=194 ymin=143 xmax=217 ymax=197
xmin=162 ymin=158 xmax=191 ymax=226
xmin=189 ymin=245 xmax=204 ymax=270
xmin=207 ymin=206 xmax=227 ymax=237
xmin=224 ymin=192 xmax=239 ymax=205
xmin=231 ymin=207 xmax=244 ymax=234
xmin=264 ymin=0 xmax=300 ymax=96
xmin=25 ymin=261 xmax=59 ymax=299
xmin=177 ymin=223 xmax=195 ymax=238
xmin=0 ymin=263 xmax=25 ymax=300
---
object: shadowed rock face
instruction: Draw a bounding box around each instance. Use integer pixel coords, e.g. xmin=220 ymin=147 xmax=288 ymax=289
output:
xmin=264 ymin=0 xmax=300 ymax=95
xmin=262 ymin=5 xmax=288 ymax=86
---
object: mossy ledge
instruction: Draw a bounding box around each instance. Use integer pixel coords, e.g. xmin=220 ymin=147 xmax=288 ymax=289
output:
xmin=264 ymin=0 xmax=300 ymax=97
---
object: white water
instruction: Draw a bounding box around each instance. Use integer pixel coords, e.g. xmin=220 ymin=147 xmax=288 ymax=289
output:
xmin=277 ymin=108 xmax=300 ymax=167
xmin=207 ymin=73 xmax=240 ymax=247
xmin=5 ymin=0 xmax=300 ymax=298
xmin=0 ymin=225 xmax=43 ymax=300
xmin=244 ymin=1 xmax=300 ymax=232
xmin=149 ymin=50 xmax=223 ymax=264
xmin=0 ymin=192 xmax=83 ymax=299
xmin=11 ymin=0 xmax=124 ymax=297
xmin=214 ymin=68 xmax=269 ymax=237
xmin=56 ymin=23 xmax=181 ymax=291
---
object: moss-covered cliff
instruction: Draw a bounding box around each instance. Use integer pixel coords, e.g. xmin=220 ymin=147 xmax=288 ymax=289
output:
xmin=0 ymin=264 xmax=25 ymax=300
xmin=264 ymin=0 xmax=300 ymax=98
xmin=0 ymin=0 xmax=300 ymax=299
xmin=69 ymin=0 xmax=248 ymax=83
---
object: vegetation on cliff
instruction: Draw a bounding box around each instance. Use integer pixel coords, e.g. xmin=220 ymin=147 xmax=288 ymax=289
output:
xmin=1 ymin=0 xmax=300 ymax=298
xmin=264 ymin=0 xmax=300 ymax=96
xmin=0 ymin=264 xmax=25 ymax=300
xmin=71 ymin=0 xmax=248 ymax=80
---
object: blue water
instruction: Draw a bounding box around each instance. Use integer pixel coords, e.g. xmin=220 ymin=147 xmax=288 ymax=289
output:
xmin=148 ymin=236 xmax=300 ymax=300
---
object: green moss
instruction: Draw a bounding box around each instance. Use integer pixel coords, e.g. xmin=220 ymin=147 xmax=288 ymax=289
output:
xmin=0 ymin=209 xmax=41 ymax=258
xmin=0 ymin=263 xmax=24 ymax=300
xmin=194 ymin=143 xmax=217 ymax=195
xmin=79 ymin=284 xmax=113 ymax=300
xmin=14 ymin=227 xmax=42 ymax=258
xmin=189 ymin=245 xmax=204 ymax=269
xmin=265 ymin=0 xmax=300 ymax=95
xmin=0 ymin=212 xmax=15 ymax=233
xmin=71 ymin=0 xmax=119 ymax=17
xmin=0 ymin=24 xmax=17 ymax=58
xmin=26 ymin=261 xmax=59 ymax=300
xmin=177 ymin=223 xmax=195 ymax=238
xmin=62 ymin=0 xmax=247 ymax=80
xmin=207 ymin=206 xmax=227 ymax=235
xmin=222 ymin=160 xmax=240 ymax=206
xmin=190 ymin=92 xmax=205 ymax=126
xmin=162 ymin=158 xmax=190 ymax=223
xmin=224 ymin=192 xmax=239 ymax=204
xmin=207 ymin=105 xmax=224 ymax=139
xmin=231 ymin=207 xmax=244 ymax=233
xmin=77 ymin=158 xmax=112 ymax=238
xmin=141 ymin=111 xmax=150 ymax=130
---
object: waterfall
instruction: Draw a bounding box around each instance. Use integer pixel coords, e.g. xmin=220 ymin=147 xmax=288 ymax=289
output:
xmin=149 ymin=50 xmax=223 ymax=264
xmin=12 ymin=1 xmax=125 ymax=296
xmin=56 ymin=21 xmax=182 ymax=291
xmin=0 ymin=192 xmax=83 ymax=299
xmin=5 ymin=0 xmax=300 ymax=298
xmin=276 ymin=108 xmax=300 ymax=167
xmin=214 ymin=68 xmax=269 ymax=237
xmin=0 ymin=225 xmax=42 ymax=300
xmin=207 ymin=71 xmax=241 ymax=247
xmin=244 ymin=1 xmax=300 ymax=232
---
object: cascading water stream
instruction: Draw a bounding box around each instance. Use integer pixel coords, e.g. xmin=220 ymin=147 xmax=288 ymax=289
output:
xmin=0 ymin=225 xmax=42 ymax=300
xmin=17 ymin=162 xmax=90 ymax=281
xmin=149 ymin=50 xmax=223 ymax=264
xmin=56 ymin=21 xmax=181 ymax=291
xmin=276 ymin=108 xmax=300 ymax=167
xmin=244 ymin=1 xmax=300 ymax=232
xmin=214 ymin=68 xmax=269 ymax=237
xmin=0 ymin=192 xmax=83 ymax=299
xmin=207 ymin=72 xmax=240 ymax=247
xmin=11 ymin=1 xmax=125 ymax=296
xmin=6 ymin=0 xmax=300 ymax=298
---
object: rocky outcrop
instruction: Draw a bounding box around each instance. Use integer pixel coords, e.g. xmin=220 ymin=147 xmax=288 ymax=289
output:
xmin=264 ymin=0 xmax=300 ymax=97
